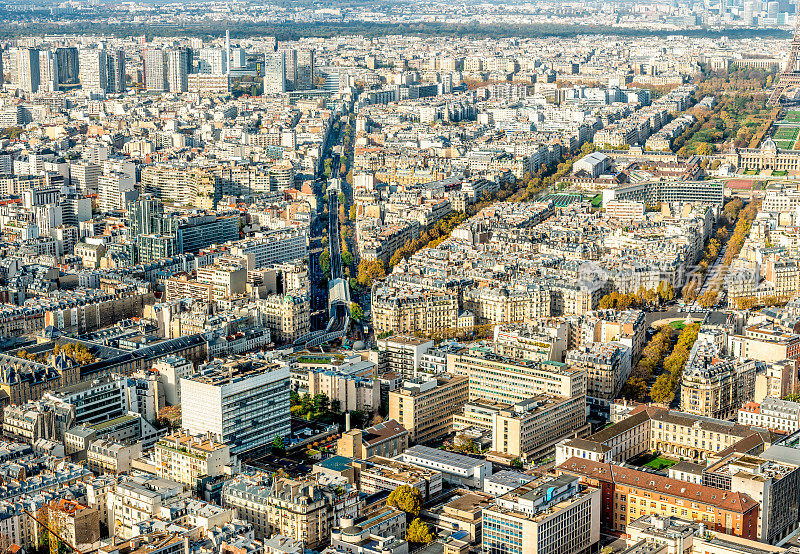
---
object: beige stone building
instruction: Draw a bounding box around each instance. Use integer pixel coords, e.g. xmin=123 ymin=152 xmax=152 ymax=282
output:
xmin=489 ymin=394 xmax=590 ymax=463
xmin=336 ymin=419 xmax=409 ymax=459
xmin=371 ymin=287 xmax=458 ymax=336
xmin=462 ymin=286 xmax=551 ymax=325
xmin=256 ymin=293 xmax=311 ymax=344
xmin=388 ymin=374 xmax=468 ymax=443
xmin=154 ymin=430 xmax=231 ymax=487
xmin=47 ymin=499 xmax=101 ymax=549
xmin=447 ymin=346 xmax=587 ymax=405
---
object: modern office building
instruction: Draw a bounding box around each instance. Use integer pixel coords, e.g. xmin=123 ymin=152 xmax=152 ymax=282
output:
xmin=106 ymin=49 xmax=126 ymax=93
xmin=166 ymin=48 xmax=189 ymax=93
xmin=38 ymin=50 xmax=58 ymax=92
xmin=482 ymin=474 xmax=600 ymax=554
xmin=14 ymin=48 xmax=40 ymax=93
xmin=180 ymin=357 xmax=290 ymax=454
xmin=56 ymin=47 xmax=80 ymax=87
xmin=296 ymin=50 xmax=315 ymax=89
xmin=198 ymin=48 xmax=227 ymax=74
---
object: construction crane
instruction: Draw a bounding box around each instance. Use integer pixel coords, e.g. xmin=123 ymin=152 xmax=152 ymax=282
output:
xmin=20 ymin=508 xmax=79 ymax=554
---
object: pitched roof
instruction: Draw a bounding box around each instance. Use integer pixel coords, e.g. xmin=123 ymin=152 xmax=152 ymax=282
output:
xmin=557 ymin=457 xmax=758 ymax=514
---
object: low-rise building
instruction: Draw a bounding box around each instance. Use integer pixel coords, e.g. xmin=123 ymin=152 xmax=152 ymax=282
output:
xmin=354 ymin=456 xmax=443 ymax=500
xmin=397 ymin=445 xmax=492 ymax=489
xmin=337 ymin=420 xmax=409 ymax=460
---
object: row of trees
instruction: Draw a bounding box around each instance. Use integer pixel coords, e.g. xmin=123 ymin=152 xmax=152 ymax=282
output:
xmin=17 ymin=343 xmax=96 ymax=366
xmin=621 ymin=325 xmax=674 ymax=401
xmin=682 ymin=198 xmax=745 ymax=302
xmin=650 ymin=324 xmax=701 ymax=404
xmin=598 ymin=282 xmax=675 ymax=311
xmin=735 ymin=294 xmax=792 ymax=310
xmin=388 ymin=212 xmax=468 ymax=268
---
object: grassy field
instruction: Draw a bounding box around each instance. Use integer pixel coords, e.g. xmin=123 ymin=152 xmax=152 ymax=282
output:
xmin=644 ymin=457 xmax=678 ymax=470
xmin=773 ymin=126 xmax=800 ymax=149
xmin=785 ymin=111 xmax=800 ymax=122
xmin=670 ymin=321 xmax=686 ymax=330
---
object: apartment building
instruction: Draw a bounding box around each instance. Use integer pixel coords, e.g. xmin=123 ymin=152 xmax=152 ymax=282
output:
xmin=566 ymin=342 xmax=632 ymax=400
xmin=47 ymin=499 xmax=101 ymax=549
xmin=462 ymin=285 xmax=551 ymax=325
xmin=180 ymin=357 xmax=290 ymax=454
xmin=558 ymin=458 xmax=760 ymax=540
xmin=228 ymin=229 xmax=308 ymax=270
xmin=87 ymin=439 xmax=142 ymax=474
xmin=307 ymin=362 xmax=380 ymax=413
xmin=388 ymin=374 xmax=468 ymax=443
xmin=108 ymin=475 xmax=186 ymax=539
xmin=165 ymin=272 xmax=214 ymax=302
xmin=680 ymin=331 xmax=761 ymax=420
xmin=154 ymin=431 xmax=231 ymax=487
xmin=376 ymin=335 xmax=434 ymax=379
xmin=195 ymin=262 xmax=247 ymax=301
xmin=482 ymin=474 xmax=600 ymax=554
xmin=492 ymin=322 xmax=569 ymax=363
xmin=729 ymin=323 xmax=800 ymax=363
xmin=371 ymin=287 xmax=459 ymax=336
xmin=755 ymin=360 xmax=799 ymax=403
xmin=255 ymin=293 xmax=311 ymax=344
xmin=223 ymin=474 xmax=362 ymax=547
xmin=739 ymin=397 xmax=800 ymax=434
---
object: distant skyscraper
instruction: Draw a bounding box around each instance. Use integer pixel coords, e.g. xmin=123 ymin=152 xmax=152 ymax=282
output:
xmin=280 ymin=48 xmax=298 ymax=91
xmin=296 ymin=50 xmax=315 ymax=90
xmin=230 ymin=47 xmax=247 ymax=70
xmin=38 ymin=50 xmax=58 ymax=93
xmin=106 ymin=49 xmax=126 ymax=93
xmin=78 ymin=48 xmax=108 ymax=92
xmin=198 ymin=48 xmax=227 ymax=74
xmin=56 ymin=47 xmax=79 ymax=87
xmin=144 ymin=49 xmax=167 ymax=92
xmin=14 ymin=48 xmax=40 ymax=93
xmin=263 ymin=51 xmax=286 ymax=94
xmin=166 ymin=49 xmax=189 ymax=93
xmin=226 ymin=30 xmax=231 ymax=76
